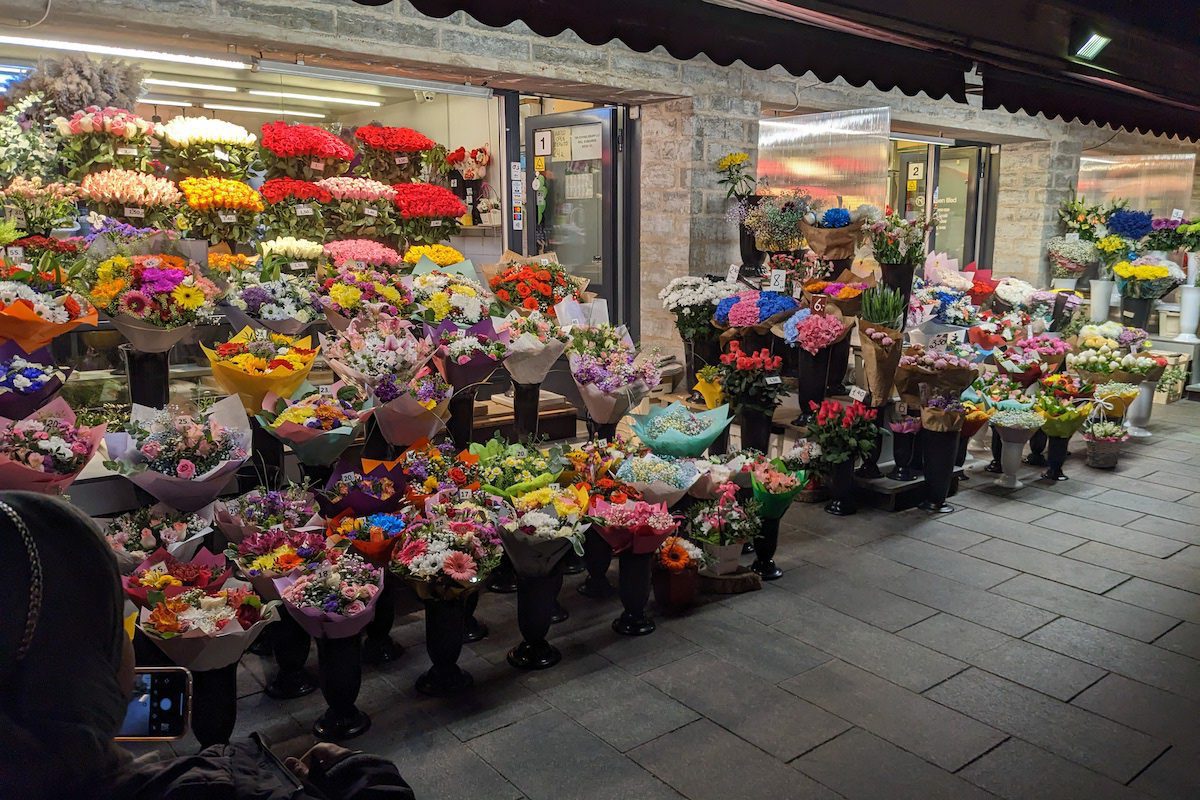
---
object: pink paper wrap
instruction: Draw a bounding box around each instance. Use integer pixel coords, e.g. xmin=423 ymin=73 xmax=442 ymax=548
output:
xmin=123 ymin=547 xmax=233 ymax=608
xmin=272 ymin=571 xmax=383 ymax=639
xmin=0 ymin=397 xmax=105 ymax=495
xmin=139 ymin=595 xmax=280 ymax=672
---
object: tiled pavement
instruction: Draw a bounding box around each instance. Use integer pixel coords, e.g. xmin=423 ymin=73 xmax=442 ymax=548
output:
xmin=167 ymin=400 xmax=1200 ymax=799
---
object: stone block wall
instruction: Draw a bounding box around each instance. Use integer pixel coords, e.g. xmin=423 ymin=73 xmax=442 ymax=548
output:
xmin=993 ymin=139 xmax=1082 ymax=284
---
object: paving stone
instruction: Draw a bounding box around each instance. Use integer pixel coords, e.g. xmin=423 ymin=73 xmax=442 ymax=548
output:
xmin=441 ymin=669 xmax=552 ymax=742
xmin=726 ymin=581 xmax=809 ymax=625
xmin=1065 ymin=541 xmax=1200 ymax=593
xmin=878 ymin=569 xmax=1057 ymax=637
xmin=785 ymin=563 xmax=938 ymax=631
xmin=1071 ymin=673 xmax=1200 ymax=746
xmin=628 ymin=719 xmax=839 ymax=800
xmin=993 ymin=485 xmax=1143 ymax=526
xmin=1125 ymin=516 xmax=1200 ymax=546
xmin=944 ymin=508 xmax=1085 ymax=553
xmin=968 ymin=639 xmax=1107 ymax=701
xmin=951 ymin=488 xmax=1055 ymax=522
xmin=593 ymin=626 xmax=700 ymax=675
xmin=373 ymin=723 xmax=523 ymax=800
xmin=667 ymin=603 xmax=832 ymax=683
xmin=904 ymin=521 xmax=990 ymax=551
xmin=898 ymin=613 xmax=1013 ymax=660
xmin=1090 ymin=488 xmax=1197 ymax=524
xmin=1032 ymin=511 xmax=1188 ymax=558
xmin=1066 ymin=468 xmax=1193 ymax=502
xmin=871 ymin=536 xmax=1020 ymax=589
xmin=1025 ymin=618 xmax=1200 ymax=701
xmin=1106 ymin=578 xmax=1200 ymax=624
xmin=959 ymin=738 xmax=1146 ymax=800
xmin=782 ymin=536 xmax=916 ymax=584
xmin=992 ymin=573 xmax=1179 ymax=642
xmin=1143 ymin=470 xmax=1200 ymax=492
xmin=642 ymin=652 xmax=850 ymax=761
xmin=963 ymin=539 xmax=1129 ymax=593
xmin=794 ymin=728 xmax=994 ymax=800
xmin=780 ymin=660 xmax=1006 ymax=771
xmin=469 ymin=709 xmax=683 ymax=800
xmin=773 ymin=597 xmax=967 ymax=692
xmin=1130 ymin=746 xmax=1200 ymax=799
xmin=924 ymin=669 xmax=1166 ymax=783
xmin=1152 ymin=621 xmax=1200 ymax=660
xmin=1168 ymin=545 xmax=1200 ymax=568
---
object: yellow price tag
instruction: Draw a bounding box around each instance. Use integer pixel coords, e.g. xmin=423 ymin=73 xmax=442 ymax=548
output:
xmin=534 ymin=156 xmax=546 ymax=172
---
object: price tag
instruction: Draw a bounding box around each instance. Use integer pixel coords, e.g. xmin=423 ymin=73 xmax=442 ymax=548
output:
xmin=540 ymin=258 xmax=550 ymax=266
xmin=793 ymin=283 xmax=804 ymax=299
xmin=430 ymin=219 xmax=443 ymax=227
xmin=5 ymin=206 xmax=26 ymax=227
xmin=596 ymin=438 xmax=607 ymax=447
xmin=317 ymin=385 xmax=334 ymax=395
xmin=896 ymin=402 xmax=908 ymax=416
xmin=765 ymin=375 xmax=782 ymax=385
xmin=310 ymin=159 xmax=325 ymax=171
xmin=288 ymin=261 xmax=309 ymax=271
xmin=466 ymin=189 xmax=474 ymax=199
xmin=812 ymin=296 xmax=828 ymax=314
xmin=218 ymin=212 xmax=237 ymax=223
xmin=457 ymin=488 xmax=471 ymax=500
xmin=363 ymin=207 xmax=379 ymax=218
xmin=768 ymin=269 xmax=787 ymax=292
xmin=213 ymin=146 xmax=229 ymax=162
xmin=726 ymin=264 xmax=740 ymax=283
xmin=849 ymin=386 xmax=868 ymax=402
xmin=1172 ymin=208 xmax=1185 ymax=221
xmin=116 ymin=146 xmax=138 ymax=157
xmin=294 ymin=204 xmax=314 ymax=217
xmin=5 ymin=246 xmax=24 ymax=263
xmin=450 ymin=179 xmax=458 ymax=188
xmin=395 ymin=156 xmax=409 ymax=165
xmin=124 ymin=207 xmax=145 ymax=219
xmin=1065 ymin=232 xmax=1080 ymax=243
xmin=549 ymin=483 xmax=561 ymax=491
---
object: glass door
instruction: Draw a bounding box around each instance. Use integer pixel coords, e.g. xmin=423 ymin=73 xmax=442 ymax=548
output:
xmin=930 ymin=146 xmax=984 ymax=265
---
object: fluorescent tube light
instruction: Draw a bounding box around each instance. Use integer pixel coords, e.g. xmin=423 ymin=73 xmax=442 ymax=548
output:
xmin=255 ymin=59 xmax=493 ymax=99
xmin=1074 ymin=33 xmax=1111 ymax=60
xmin=889 ymin=133 xmax=955 ymax=146
xmin=139 ymin=96 xmax=193 ymax=107
xmin=248 ymin=89 xmax=381 ymax=107
xmin=0 ymin=65 xmax=30 ymax=74
xmin=202 ymin=102 xmax=325 ymax=119
xmin=144 ymin=78 xmax=238 ymax=93
xmin=0 ymin=34 xmax=250 ymax=69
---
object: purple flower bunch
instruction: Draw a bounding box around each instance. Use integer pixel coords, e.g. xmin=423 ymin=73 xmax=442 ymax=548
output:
xmin=924 ymin=395 xmax=965 ymax=413
xmin=572 ymin=351 xmax=661 ymax=394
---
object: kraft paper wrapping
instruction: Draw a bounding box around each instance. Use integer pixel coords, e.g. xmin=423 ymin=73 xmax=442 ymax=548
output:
xmin=799 ymin=218 xmax=865 ymax=260
xmin=0 ymin=342 xmax=71 ymax=420
xmin=123 ymin=547 xmax=232 ymax=608
xmin=0 ymin=397 xmax=104 ymax=495
xmin=919 ymin=407 xmax=966 ymax=433
xmin=0 ymin=301 xmax=98 ymax=352
xmin=859 ymin=324 xmax=902 ymax=407
xmin=894 ymin=363 xmax=979 ymax=408
xmin=139 ymin=598 xmax=280 ymax=672
xmin=629 ymin=402 xmax=732 ymax=458
xmin=203 ymin=328 xmax=317 ymax=415
xmin=273 ymin=571 xmax=383 ymax=639
xmin=107 ymin=314 xmax=194 ymax=354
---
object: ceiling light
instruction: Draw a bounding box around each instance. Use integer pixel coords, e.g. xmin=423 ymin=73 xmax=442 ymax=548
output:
xmin=0 ymin=34 xmax=249 ymax=69
xmin=202 ymin=102 xmax=325 ymax=119
xmin=248 ymin=89 xmax=381 ymax=107
xmin=255 ymin=59 xmax=493 ymax=99
xmin=144 ymin=78 xmax=237 ymax=93
xmin=139 ymin=96 xmax=192 ymax=107
xmin=0 ymin=65 xmax=30 ymax=74
xmin=1074 ymin=32 xmax=1111 ymax=60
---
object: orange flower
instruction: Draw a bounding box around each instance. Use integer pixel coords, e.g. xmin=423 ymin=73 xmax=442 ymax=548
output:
xmin=274 ymin=552 xmax=303 ymax=572
xmin=658 ymin=540 xmax=691 ymax=573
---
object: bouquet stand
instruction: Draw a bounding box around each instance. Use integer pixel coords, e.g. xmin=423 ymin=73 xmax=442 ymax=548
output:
xmin=823 ymin=459 xmax=857 ymax=515
xmin=1125 ymin=380 xmax=1156 ymax=438
xmin=314 ymin=635 xmax=371 ymax=740
xmin=588 ymin=419 xmax=619 ymax=441
xmin=486 ymin=556 xmax=519 ymax=593
xmin=121 ymin=345 xmax=171 ymax=408
xmin=362 ymin=579 xmax=401 ymax=664
xmin=463 ymin=592 xmax=488 ymax=642
xmin=739 ymin=406 xmax=774 ymax=453
xmin=578 ymin=528 xmax=614 ymax=598
xmin=238 ymin=419 xmax=287 ymax=493
xmin=613 ymin=550 xmax=657 ymax=635
xmin=653 ymin=566 xmax=700 ymax=614
xmin=190 ymin=662 xmax=239 ymax=747
xmin=1090 ymin=279 xmax=1115 ymax=323
xmin=511 ymin=381 xmax=542 ymax=441
xmin=984 ymin=428 xmax=1003 ymax=473
xmin=447 ymin=388 xmax=478 ymax=449
xmin=794 ymin=348 xmax=831 ymax=427
xmin=888 ymin=428 xmax=919 ymax=482
xmin=264 ymin=614 xmax=318 ymax=700
xmin=993 ymin=426 xmax=1037 ymax=489
xmin=1120 ymin=296 xmax=1155 ymax=330
xmin=509 ymin=569 xmax=567 ymax=669
xmin=416 ymin=595 xmax=474 ymax=696
xmin=919 ymin=430 xmax=960 ymax=513
xmin=1176 ymin=285 xmax=1200 ymax=342
xmin=856 ymin=404 xmax=891 ymax=479
xmin=685 ymin=336 xmax=721 ymax=404
xmin=751 ymin=517 xmax=783 ymax=580
xmin=1024 ymin=430 xmax=1048 ymax=466
xmin=1043 ymin=436 xmax=1072 ymax=481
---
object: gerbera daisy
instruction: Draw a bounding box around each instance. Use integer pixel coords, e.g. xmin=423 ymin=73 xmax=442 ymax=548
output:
xmin=658 ymin=541 xmax=691 ymax=573
xmin=443 ymin=551 xmax=477 ymax=582
xmin=171 ymin=284 xmax=206 ymax=311
xmin=117 ymin=290 xmax=152 ymax=318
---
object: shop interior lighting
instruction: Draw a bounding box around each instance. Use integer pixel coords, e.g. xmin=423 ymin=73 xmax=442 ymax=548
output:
xmin=248 ymin=89 xmax=381 ymax=107
xmin=888 ymin=133 xmax=955 ymax=146
xmin=139 ymin=96 xmax=193 ymax=107
xmin=0 ymin=34 xmax=250 ymax=70
xmin=0 ymin=65 xmax=30 ymax=74
xmin=202 ymin=102 xmax=325 ymax=119
xmin=254 ymin=59 xmax=493 ymax=99
xmin=1074 ymin=32 xmax=1111 ymax=61
xmin=144 ymin=78 xmax=238 ymax=93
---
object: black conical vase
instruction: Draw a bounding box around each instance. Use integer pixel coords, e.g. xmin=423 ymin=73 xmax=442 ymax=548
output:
xmin=1042 ymin=435 xmax=1071 ymax=481
xmin=578 ymin=528 xmax=614 ymax=597
xmin=447 ymin=387 xmax=477 ymax=449
xmin=613 ymin=551 xmax=656 ymax=636
xmin=794 ymin=347 xmax=831 ymax=427
xmin=739 ymin=406 xmax=773 ymax=453
xmin=918 ymin=429 xmax=959 ymax=513
xmin=416 ymin=595 xmax=473 ymax=696
xmin=1025 ymin=430 xmax=1047 ymax=466
xmin=508 ymin=570 xmax=566 ymax=670
xmin=856 ymin=411 xmax=888 ymax=479
xmin=189 ymin=663 xmax=238 ymax=747
xmin=1121 ymin=296 xmax=1154 ymax=330
xmin=888 ymin=429 xmax=919 ymax=481
xmin=738 ymin=196 xmax=765 ymax=274
xmin=264 ymin=613 xmax=317 ymax=700
xmin=313 ymin=635 xmax=370 ymax=741
xmin=824 ymin=459 xmax=857 ymax=516
xmin=751 ymin=517 xmax=783 ymax=580
xmin=879 ymin=263 xmax=917 ymax=330
xmin=825 ymin=337 xmax=852 ymax=396
xmin=512 ymin=381 xmax=541 ymax=442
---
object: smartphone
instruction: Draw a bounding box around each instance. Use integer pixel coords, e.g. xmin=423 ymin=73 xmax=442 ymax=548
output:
xmin=115 ymin=666 xmax=192 ymax=741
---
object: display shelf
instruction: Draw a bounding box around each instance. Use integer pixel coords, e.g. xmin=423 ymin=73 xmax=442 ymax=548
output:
xmin=854 ymin=455 xmax=974 ymax=512
xmin=1147 ymin=336 xmax=1200 ymax=386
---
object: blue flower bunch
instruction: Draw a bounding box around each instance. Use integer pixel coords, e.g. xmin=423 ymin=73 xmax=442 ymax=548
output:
xmin=1106 ymin=209 xmax=1153 ymax=241
xmin=822 ymin=208 xmax=852 ymax=228
xmin=0 ymin=356 xmax=55 ymax=394
xmin=758 ymin=291 xmax=799 ymax=319
xmin=714 ymin=294 xmax=739 ymax=324
xmin=361 ymin=513 xmax=407 ymax=538
xmin=783 ymin=308 xmax=813 ymax=344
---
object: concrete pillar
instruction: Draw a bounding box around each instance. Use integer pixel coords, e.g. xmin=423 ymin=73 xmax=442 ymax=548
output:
xmin=992 ymin=138 xmax=1082 ymax=283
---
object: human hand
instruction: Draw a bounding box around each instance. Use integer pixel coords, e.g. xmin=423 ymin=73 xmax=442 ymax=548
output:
xmin=285 ymin=743 xmax=355 ymax=780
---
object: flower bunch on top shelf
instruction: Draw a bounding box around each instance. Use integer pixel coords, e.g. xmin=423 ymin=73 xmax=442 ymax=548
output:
xmin=159 ymin=116 xmax=260 ymax=180
xmin=489 ymin=259 xmax=580 ymax=313
xmin=260 ymin=121 xmax=355 ymax=181
xmin=405 ymin=244 xmax=464 ymax=268
xmin=80 ymin=169 xmax=181 ymax=228
xmin=53 ymin=106 xmax=155 ymax=178
xmin=0 ymin=177 xmax=80 ymax=234
xmin=258 ymin=177 xmax=330 ymax=239
xmin=315 ymin=176 xmax=397 ymax=237
xmin=355 ymin=124 xmax=437 ymax=183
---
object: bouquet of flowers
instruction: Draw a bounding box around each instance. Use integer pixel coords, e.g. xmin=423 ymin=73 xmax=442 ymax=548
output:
xmin=215 ymin=483 xmax=321 ymax=543
xmin=714 ymin=289 xmax=799 ymax=330
xmin=658 ymin=276 xmax=737 ymax=342
xmin=799 ymin=206 xmax=865 ymax=260
xmin=0 ymin=177 xmax=80 ymax=234
xmin=324 ymin=238 xmax=402 ymax=272
xmin=802 ymin=279 xmax=871 ymax=317
xmin=486 ymin=256 xmax=584 ymax=314
xmin=656 ymin=536 xmax=709 ymax=574
xmin=396 ymin=437 xmax=481 ymax=503
xmin=392 ymin=182 xmax=467 ymax=243
xmin=559 ymin=435 xmax=634 ymax=485
xmin=1047 ymin=236 xmax=1098 ymax=278
xmin=0 ymin=397 xmax=104 ymax=493
xmin=499 ymin=484 xmax=590 ymax=574
xmin=784 ymin=309 xmax=851 ymax=355
xmin=138 ymin=585 xmax=278 ymax=672
xmin=260 ymin=121 xmax=355 ymax=181
xmin=1027 ymin=290 xmax=1084 ymax=336
xmin=329 ymin=511 xmax=407 ymax=565
xmin=629 ymin=401 xmax=731 ymax=458
xmin=716 ymin=152 xmax=756 ymax=201
xmin=716 ymin=340 xmax=785 ymax=414
xmin=500 ymin=310 xmax=569 ymax=385
xmin=966 ymin=373 xmax=1030 ymax=410
xmin=0 ymin=341 xmax=70 ymax=419
xmin=317 ymin=266 xmax=412 ymax=329
xmin=355 ymin=124 xmax=436 ymax=183
xmin=275 ymin=549 xmax=383 ymax=638
xmin=779 ymin=439 xmax=825 ymax=483
xmin=105 ymin=505 xmax=211 ymax=572
xmin=82 ymin=251 xmax=222 ymax=351
xmin=687 ymin=481 xmax=759 ymax=548
xmin=4 ymin=234 xmax=80 ymax=267
xmin=53 ymin=106 xmax=155 ymax=178
xmin=857 ymin=285 xmax=907 ymax=406
xmin=258 ymin=177 xmax=330 ymax=240
xmin=203 ymin=327 xmax=318 ymax=413
xmin=990 ymin=408 xmax=1045 ymax=444
xmin=993 ymin=277 xmax=1036 ymax=311
xmin=894 ymin=345 xmax=978 ymax=406
xmin=257 ymin=382 xmax=368 ymax=467
xmin=1013 ymin=333 xmax=1071 ymax=371
xmin=1113 ymin=257 xmax=1185 ymax=299
xmin=446 ymin=144 xmax=490 ymax=181
xmin=224 ymin=527 xmax=327 ymax=600
xmin=390 ymin=504 xmax=505 ymax=599
xmin=315 ymin=176 xmax=397 ymax=237
xmin=1107 ymin=208 xmax=1153 ymax=241
xmin=224 ymin=268 xmax=323 ymax=336
xmin=961 ymin=403 xmax=994 ymax=439
xmin=255 ymin=236 xmax=324 ymax=274
xmin=588 ymin=498 xmax=678 ymax=553
xmin=405 ymin=244 xmax=464 ymax=268
xmin=104 ymin=396 xmax=252 ymax=512
xmin=741 ymin=190 xmax=818 ymax=252
xmin=919 ymin=394 xmax=966 ymax=433
xmin=1095 ymin=234 xmax=1135 ymax=277
xmin=469 ymin=436 xmax=562 ymax=497
xmin=994 ymin=348 xmax=1045 ymax=388
xmin=570 ymin=342 xmax=661 ymax=424
xmin=123 ymin=547 xmax=231 ymax=608
xmin=748 ymin=456 xmax=808 ymax=518
xmin=806 ymin=399 xmax=877 ymax=466
xmin=866 ymin=209 xmax=932 ymax=265
xmin=1058 ymin=197 xmax=1108 ymax=240
xmin=1032 ymin=393 xmax=1092 ymax=439
xmin=179 ymin=176 xmax=263 ymax=245
xmin=319 ymin=458 xmax=404 ymax=517
xmin=614 ymin=453 xmax=700 ymax=507
xmin=1093 ymin=381 xmax=1140 ymax=418
xmin=1144 ymin=218 xmax=1188 ymax=252
xmin=0 ymin=258 xmax=96 ymax=350
xmin=1039 ymin=373 xmax=1092 ymax=401
xmin=1066 ymin=344 xmax=1161 ymax=385
xmin=431 ymin=318 xmax=510 ymax=389
xmin=208 ymin=252 xmax=255 ymax=275
xmin=968 ymin=309 xmax=1029 ymax=350
xmin=159 ymin=116 xmax=260 ymax=180
xmin=80 ymin=169 xmax=181 ymax=228
xmin=409 ymin=268 xmax=491 ymax=326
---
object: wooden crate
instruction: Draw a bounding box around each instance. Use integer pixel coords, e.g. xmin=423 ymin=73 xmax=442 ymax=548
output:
xmin=1151 ymin=351 xmax=1192 ymax=405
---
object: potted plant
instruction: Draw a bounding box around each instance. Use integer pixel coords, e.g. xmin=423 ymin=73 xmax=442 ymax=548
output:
xmin=864 ymin=209 xmax=933 ymax=323
xmin=807 ymin=399 xmax=878 ymax=515
xmin=687 ymin=481 xmax=759 ymax=574
xmin=1082 ymin=419 xmax=1129 ymax=469
xmin=715 ymin=151 xmax=759 ymax=270
xmin=652 ymin=536 xmax=709 ymax=613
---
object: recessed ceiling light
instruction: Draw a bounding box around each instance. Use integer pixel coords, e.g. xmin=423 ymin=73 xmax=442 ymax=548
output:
xmin=202 ymin=102 xmax=325 ymax=119
xmin=144 ymin=78 xmax=237 ymax=93
xmin=0 ymin=34 xmax=249 ymax=69
xmin=1074 ymin=32 xmax=1111 ymax=60
xmin=247 ymin=89 xmax=381 ymax=107
xmin=139 ymin=96 xmax=193 ymax=107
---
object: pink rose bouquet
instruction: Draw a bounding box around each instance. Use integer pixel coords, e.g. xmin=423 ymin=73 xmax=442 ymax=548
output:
xmin=80 ymin=169 xmax=182 ymax=227
xmin=53 ymin=106 xmax=156 ymax=178
xmin=323 ymin=238 xmax=402 ymax=270
xmin=315 ymin=177 xmax=398 ymax=237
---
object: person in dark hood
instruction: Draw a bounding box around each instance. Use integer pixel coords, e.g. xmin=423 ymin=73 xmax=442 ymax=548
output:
xmin=0 ymin=491 xmax=415 ymax=800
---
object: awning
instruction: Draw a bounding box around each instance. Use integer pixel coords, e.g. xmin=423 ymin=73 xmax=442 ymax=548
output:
xmin=982 ymin=66 xmax=1200 ymax=141
xmin=407 ymin=0 xmax=970 ymax=102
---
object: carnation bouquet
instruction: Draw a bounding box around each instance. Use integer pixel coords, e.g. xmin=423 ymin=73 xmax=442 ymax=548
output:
xmin=0 ymin=256 xmax=96 ymax=350
xmin=323 ymin=238 xmax=403 ymax=272
xmin=409 ymin=267 xmax=491 ymax=326
xmin=315 ymin=176 xmax=397 ymax=237
xmin=629 ymin=401 xmax=731 ymax=458
xmin=355 ymin=124 xmax=436 ymax=183
xmin=658 ymin=276 xmax=738 ymax=342
xmin=275 ymin=549 xmax=384 ymax=638
xmin=104 ymin=396 xmax=252 ymax=512
xmin=390 ymin=502 xmax=505 ymax=599
xmin=499 ymin=310 xmax=569 ymax=385
xmin=614 ymin=453 xmax=700 ymax=507
xmin=485 ymin=253 xmax=585 ymax=314
xmin=203 ymin=327 xmax=318 ymax=414
xmin=224 ymin=267 xmax=323 ymax=336
xmin=0 ymin=176 xmax=80 ymax=234
xmin=317 ymin=266 xmax=412 ymax=329
xmin=0 ymin=396 xmax=104 ymax=493
xmin=123 ymin=547 xmax=231 ymax=608
xmin=224 ymin=527 xmax=327 ymax=600
xmin=80 ymin=168 xmax=181 ymax=228
xmin=329 ymin=511 xmax=407 ymax=565
xmin=179 ymin=176 xmax=264 ymax=245
xmin=53 ymin=106 xmax=155 ymax=179
xmin=499 ymin=484 xmax=590 ymax=574
xmin=431 ymin=318 xmax=510 ymax=390
xmin=783 ymin=308 xmax=851 ymax=355
xmin=392 ymin=182 xmax=467 ymax=243
xmin=215 ymin=483 xmax=321 ymax=544
xmin=1113 ymin=257 xmax=1185 ymax=300
xmin=0 ymin=341 xmax=71 ymax=419
xmin=894 ymin=345 xmax=978 ymax=407
xmin=258 ymin=177 xmax=330 ymax=240
xmin=587 ymin=498 xmax=678 ymax=554
xmin=139 ymin=585 xmax=279 ymax=672
xmin=257 ymin=381 xmax=368 ymax=467
xmin=260 ymin=121 xmax=355 ymax=181
xmin=159 ymin=116 xmax=260 ymax=181
xmin=747 ymin=456 xmax=810 ymax=518
xmin=1047 ymin=236 xmax=1098 ymax=278
xmin=105 ymin=504 xmax=211 ymax=573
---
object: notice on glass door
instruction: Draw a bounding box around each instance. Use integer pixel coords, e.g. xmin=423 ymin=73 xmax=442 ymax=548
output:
xmin=571 ymin=124 xmax=602 ymax=160
xmin=565 ymin=172 xmax=593 ymax=200
xmin=552 ymin=129 xmax=572 ymax=162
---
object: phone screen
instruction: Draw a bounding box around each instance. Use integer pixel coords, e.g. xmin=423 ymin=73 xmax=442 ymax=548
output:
xmin=116 ymin=667 xmax=191 ymax=741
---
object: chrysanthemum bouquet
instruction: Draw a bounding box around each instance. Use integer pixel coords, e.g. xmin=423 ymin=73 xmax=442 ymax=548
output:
xmin=404 ymin=244 xmax=464 ymax=268
xmin=258 ymin=177 xmax=330 ymax=240
xmin=204 ymin=327 xmax=319 ymax=413
xmin=105 ymin=505 xmax=211 ymax=571
xmin=216 ymin=483 xmax=320 ymax=542
xmin=315 ymin=176 xmax=397 ymax=237
xmin=260 ymin=121 xmax=355 ymax=181
xmin=276 ymin=549 xmax=383 ymax=638
xmin=0 ymin=397 xmax=104 ymax=493
xmin=139 ymin=586 xmax=278 ymax=672
xmin=433 ymin=319 xmax=510 ymax=389
xmin=500 ymin=483 xmax=590 ymax=572
xmin=0 ymin=176 xmax=80 ymax=234
xmin=318 ymin=266 xmax=412 ymax=328
xmin=392 ymin=182 xmax=467 ymax=243
xmin=468 ymin=436 xmax=562 ymax=497
xmin=409 ymin=269 xmax=490 ymax=326
xmin=225 ymin=269 xmax=323 ymax=336
xmin=80 ymin=169 xmax=181 ymax=228
xmin=179 ymin=176 xmax=264 ymax=244
xmin=658 ymin=276 xmax=738 ymax=341
xmin=53 ymin=106 xmax=156 ymax=178
xmin=159 ymin=116 xmax=260 ymax=180
xmin=390 ymin=504 xmax=505 ymax=599
xmin=396 ymin=437 xmax=481 ymax=502
xmin=355 ymin=124 xmax=436 ymax=183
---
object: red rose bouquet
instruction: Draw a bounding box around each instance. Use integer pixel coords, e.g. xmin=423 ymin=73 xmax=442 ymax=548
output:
xmin=260 ymin=121 xmax=355 ymax=181
xmin=392 ymin=182 xmax=467 ymax=243
xmin=258 ymin=177 xmax=330 ymax=240
xmin=355 ymin=124 xmax=436 ymax=183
